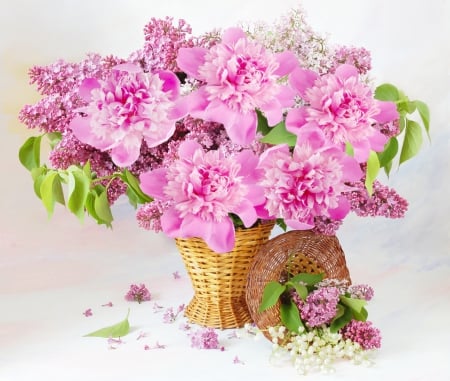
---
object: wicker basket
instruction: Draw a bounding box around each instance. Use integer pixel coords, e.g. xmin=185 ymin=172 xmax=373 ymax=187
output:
xmin=246 ymin=229 xmax=351 ymax=339
xmin=175 ymin=220 xmax=275 ymax=329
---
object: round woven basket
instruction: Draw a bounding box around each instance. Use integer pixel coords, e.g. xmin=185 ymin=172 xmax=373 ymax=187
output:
xmin=175 ymin=220 xmax=275 ymax=329
xmin=246 ymin=229 xmax=351 ymax=339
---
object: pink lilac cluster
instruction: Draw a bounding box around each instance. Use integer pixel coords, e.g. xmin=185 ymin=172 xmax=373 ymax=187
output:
xmin=341 ymin=320 xmax=382 ymax=350
xmin=162 ymin=304 xmax=185 ymax=323
xmin=291 ymin=287 xmax=340 ymax=327
xmin=348 ymin=284 xmax=374 ymax=301
xmin=189 ymin=328 xmax=221 ymax=350
xmin=124 ymin=283 xmax=151 ymax=303
xmin=345 ymin=179 xmax=409 ymax=219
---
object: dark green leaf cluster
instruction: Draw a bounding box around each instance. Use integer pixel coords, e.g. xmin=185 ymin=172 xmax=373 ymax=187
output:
xmin=19 ymin=134 xmax=152 ymax=227
xmin=259 ymin=273 xmax=369 ymax=335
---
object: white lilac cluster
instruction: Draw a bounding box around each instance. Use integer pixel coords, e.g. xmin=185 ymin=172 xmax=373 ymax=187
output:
xmin=268 ymin=326 xmax=376 ymax=375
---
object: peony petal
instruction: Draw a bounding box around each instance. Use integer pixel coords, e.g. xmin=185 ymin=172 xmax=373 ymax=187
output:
xmin=289 ymin=67 xmax=318 ymax=97
xmin=204 ymin=218 xmax=235 ymax=253
xmin=79 ymin=78 xmax=100 ymax=102
xmin=70 ymin=116 xmax=113 ymax=150
xmin=160 ymin=207 xmax=183 ymax=238
xmin=274 ymin=51 xmax=299 ymax=76
xmin=373 ymin=100 xmax=399 ymax=124
xmin=368 ymin=129 xmax=388 ymax=152
xmin=328 ymin=196 xmax=351 ymax=220
xmin=221 ymin=27 xmax=247 ymax=45
xmin=223 ymin=111 xmax=256 ymax=145
xmin=285 ymin=108 xmax=309 ymax=135
xmin=110 ymin=135 xmax=141 ymax=167
xmin=340 ymin=155 xmax=364 ymax=182
xmin=157 ymin=70 xmax=180 ymax=101
xmin=170 ymin=88 xmax=209 ymax=119
xmin=139 ymin=167 xmax=169 ymax=200
xmin=143 ymin=122 xmax=176 ymax=148
xmin=294 ymin=123 xmax=326 ymax=150
xmin=231 ymin=200 xmax=258 ymax=228
xmin=285 ymin=219 xmax=315 ymax=230
xmin=351 ymin=139 xmax=371 ymax=162
xmin=178 ymin=140 xmax=202 ymax=160
xmin=334 ymin=64 xmax=359 ymax=81
xmin=176 ymin=47 xmax=208 ymax=79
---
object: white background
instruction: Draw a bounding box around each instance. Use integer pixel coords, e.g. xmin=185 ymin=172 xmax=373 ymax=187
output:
xmin=0 ymin=1 xmax=449 ymax=380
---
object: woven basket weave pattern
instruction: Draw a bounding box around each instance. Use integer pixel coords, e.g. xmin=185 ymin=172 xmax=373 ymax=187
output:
xmin=176 ymin=221 xmax=275 ymax=329
xmin=246 ymin=230 xmax=351 ymax=339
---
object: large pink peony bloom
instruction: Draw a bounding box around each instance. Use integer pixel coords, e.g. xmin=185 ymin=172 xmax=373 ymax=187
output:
xmin=258 ymin=126 xmax=362 ymax=229
xmin=70 ymin=63 xmax=180 ymax=167
xmin=286 ymin=64 xmax=398 ymax=162
xmin=174 ymin=27 xmax=298 ymax=145
xmin=139 ymin=140 xmax=265 ymax=253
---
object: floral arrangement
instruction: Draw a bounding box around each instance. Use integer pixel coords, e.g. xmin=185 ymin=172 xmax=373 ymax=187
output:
xmin=259 ymin=272 xmax=380 ymax=374
xmin=18 ymin=4 xmax=429 ymax=254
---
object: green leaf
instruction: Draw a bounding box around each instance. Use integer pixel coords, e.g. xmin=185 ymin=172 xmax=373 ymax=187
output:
xmin=330 ymin=305 xmax=353 ymax=333
xmin=259 ymin=121 xmax=297 ymax=147
xmin=31 ymin=167 xmax=47 ymax=198
xmin=339 ymin=295 xmax=367 ymax=314
xmin=352 ymin=306 xmax=369 ymax=322
xmin=280 ymin=300 xmax=304 ymax=334
xmin=400 ymin=120 xmax=423 ymax=164
xmin=121 ymin=169 xmax=152 ymax=204
xmin=94 ymin=190 xmax=113 ymax=227
xmin=52 ymin=175 xmax=65 ymax=206
xmin=345 ymin=142 xmax=354 ymax=157
xmin=256 ymin=109 xmax=271 ymax=136
xmin=377 ymin=137 xmax=398 ymax=172
xmin=289 ymin=283 xmax=308 ymax=300
xmin=19 ymin=136 xmax=42 ymax=171
xmin=275 ymin=218 xmax=287 ymax=231
xmin=67 ymin=169 xmax=90 ymax=220
xmin=414 ymin=100 xmax=430 ymax=139
xmin=46 ymin=132 xmax=62 ymax=149
xmin=289 ymin=272 xmax=324 ymax=286
xmin=84 ymin=309 xmax=130 ymax=338
xmin=365 ymin=150 xmax=380 ymax=196
xmin=259 ymin=281 xmax=286 ymax=312
xmin=374 ymin=83 xmax=400 ymax=102
xmin=39 ymin=171 xmax=59 ymax=216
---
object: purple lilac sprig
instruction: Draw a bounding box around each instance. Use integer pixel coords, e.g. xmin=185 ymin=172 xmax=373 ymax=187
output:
xmin=341 ymin=320 xmax=381 ymax=350
xmin=189 ymin=328 xmax=223 ymax=350
xmin=124 ymin=283 xmax=152 ymax=303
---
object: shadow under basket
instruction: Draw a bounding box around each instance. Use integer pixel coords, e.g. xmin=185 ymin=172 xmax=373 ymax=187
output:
xmin=246 ymin=229 xmax=351 ymax=339
xmin=175 ymin=221 xmax=275 ymax=329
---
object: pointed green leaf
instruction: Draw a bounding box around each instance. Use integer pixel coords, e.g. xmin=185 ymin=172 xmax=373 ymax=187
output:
xmin=365 ymin=150 xmax=380 ymax=196
xmin=377 ymin=137 xmax=398 ymax=170
xmin=256 ymin=109 xmax=271 ymax=136
xmin=121 ymin=169 xmax=152 ymax=204
xmin=259 ymin=121 xmax=297 ymax=147
xmin=339 ymin=295 xmax=367 ymax=314
xmin=414 ymin=100 xmax=430 ymax=139
xmin=289 ymin=272 xmax=324 ymax=286
xmin=259 ymin=281 xmax=286 ymax=312
xmin=67 ymin=169 xmax=90 ymax=220
xmin=374 ymin=83 xmax=400 ymax=101
xmin=46 ymin=132 xmax=62 ymax=149
xmin=84 ymin=310 xmax=130 ymax=338
xmin=352 ymin=306 xmax=368 ymax=322
xmin=39 ymin=171 xmax=59 ymax=216
xmin=289 ymin=283 xmax=308 ymax=300
xmin=330 ymin=304 xmax=353 ymax=333
xmin=400 ymin=120 xmax=423 ymax=164
xmin=85 ymin=192 xmax=99 ymax=221
xmin=280 ymin=300 xmax=304 ymax=334
xmin=345 ymin=142 xmax=354 ymax=157
xmin=94 ymin=190 xmax=113 ymax=227
xmin=52 ymin=175 xmax=65 ymax=206
xmin=19 ymin=136 xmax=42 ymax=171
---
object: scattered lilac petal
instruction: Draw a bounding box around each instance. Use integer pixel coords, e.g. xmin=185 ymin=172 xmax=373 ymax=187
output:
xmin=145 ymin=341 xmax=166 ymax=350
xmin=108 ymin=337 xmax=124 ymax=350
xmin=179 ymin=322 xmax=191 ymax=331
xmin=233 ymin=356 xmax=245 ymax=365
xmin=83 ymin=308 xmax=93 ymax=317
xmin=153 ymin=302 xmax=164 ymax=313
xmin=136 ymin=331 xmax=149 ymax=341
xmin=101 ymin=302 xmax=113 ymax=307
xmin=172 ymin=271 xmax=181 ymax=279
xmin=163 ymin=304 xmax=185 ymax=323
xmin=189 ymin=328 xmax=221 ymax=350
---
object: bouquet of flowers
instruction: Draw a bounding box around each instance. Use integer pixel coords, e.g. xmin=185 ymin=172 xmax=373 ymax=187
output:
xmin=18 ymin=5 xmax=429 ymax=253
xmin=259 ymin=273 xmax=380 ymax=374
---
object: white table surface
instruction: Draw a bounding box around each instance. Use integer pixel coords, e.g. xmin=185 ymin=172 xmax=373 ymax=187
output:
xmin=1 ymin=1 xmax=449 ymax=380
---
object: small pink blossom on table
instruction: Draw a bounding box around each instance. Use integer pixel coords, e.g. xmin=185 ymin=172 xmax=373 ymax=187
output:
xmin=163 ymin=304 xmax=185 ymax=323
xmin=124 ymin=283 xmax=151 ymax=303
xmin=101 ymin=301 xmax=113 ymax=307
xmin=83 ymin=308 xmax=93 ymax=317
xmin=189 ymin=328 xmax=222 ymax=350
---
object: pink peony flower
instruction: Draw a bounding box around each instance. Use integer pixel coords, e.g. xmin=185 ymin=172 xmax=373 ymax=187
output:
xmin=286 ymin=64 xmax=398 ymax=162
xmin=139 ymin=140 xmax=265 ymax=253
xmin=70 ymin=63 xmax=180 ymax=167
xmin=174 ymin=27 xmax=298 ymax=145
xmin=258 ymin=126 xmax=362 ymax=229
